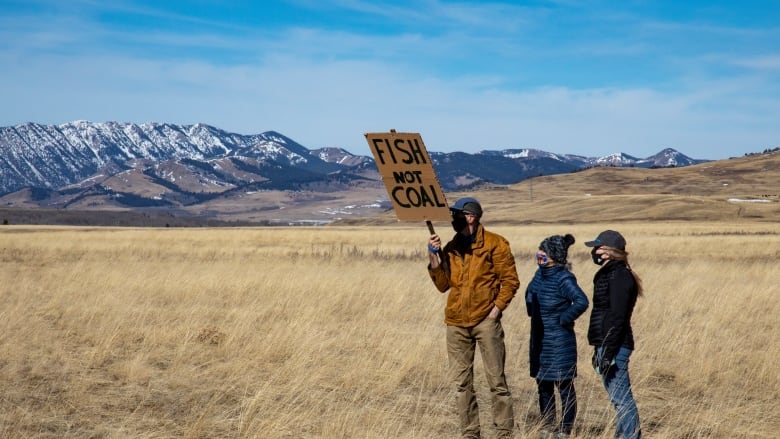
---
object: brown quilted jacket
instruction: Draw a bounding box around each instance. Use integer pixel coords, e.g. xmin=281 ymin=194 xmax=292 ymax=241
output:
xmin=428 ymin=224 xmax=520 ymax=327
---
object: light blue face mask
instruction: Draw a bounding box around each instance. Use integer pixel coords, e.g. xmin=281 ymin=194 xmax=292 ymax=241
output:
xmin=536 ymin=252 xmax=548 ymax=266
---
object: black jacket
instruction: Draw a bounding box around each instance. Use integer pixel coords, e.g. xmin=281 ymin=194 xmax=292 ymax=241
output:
xmin=587 ymin=260 xmax=638 ymax=360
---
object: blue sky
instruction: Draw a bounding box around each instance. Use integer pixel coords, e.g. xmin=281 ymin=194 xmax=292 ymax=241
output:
xmin=1 ymin=0 xmax=779 ymax=159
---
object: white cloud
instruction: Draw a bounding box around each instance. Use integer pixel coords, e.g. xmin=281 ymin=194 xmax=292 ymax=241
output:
xmin=1 ymin=0 xmax=779 ymax=160
xmin=3 ymin=45 xmax=779 ymax=159
xmin=732 ymin=55 xmax=780 ymax=71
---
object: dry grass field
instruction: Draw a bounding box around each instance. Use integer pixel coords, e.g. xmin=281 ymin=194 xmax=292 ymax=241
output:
xmin=1 ymin=221 xmax=778 ymax=438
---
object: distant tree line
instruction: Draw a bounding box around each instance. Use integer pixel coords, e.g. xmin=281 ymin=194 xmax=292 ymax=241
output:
xmin=743 ymin=147 xmax=780 ymax=157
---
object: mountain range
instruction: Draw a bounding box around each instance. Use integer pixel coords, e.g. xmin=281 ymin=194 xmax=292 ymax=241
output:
xmin=0 ymin=121 xmax=709 ymax=224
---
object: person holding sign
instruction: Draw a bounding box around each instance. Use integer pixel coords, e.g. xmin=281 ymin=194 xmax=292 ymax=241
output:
xmin=427 ymin=197 xmax=520 ymax=439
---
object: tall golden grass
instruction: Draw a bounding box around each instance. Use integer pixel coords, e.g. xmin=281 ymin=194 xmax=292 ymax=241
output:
xmin=1 ymin=223 xmax=778 ymax=438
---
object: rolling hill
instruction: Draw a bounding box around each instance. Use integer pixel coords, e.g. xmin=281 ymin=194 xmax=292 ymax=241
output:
xmin=343 ymin=151 xmax=780 ymax=226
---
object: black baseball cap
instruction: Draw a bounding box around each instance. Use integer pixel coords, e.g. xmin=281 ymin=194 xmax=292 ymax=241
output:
xmin=450 ymin=197 xmax=483 ymax=218
xmin=584 ymin=230 xmax=626 ymax=250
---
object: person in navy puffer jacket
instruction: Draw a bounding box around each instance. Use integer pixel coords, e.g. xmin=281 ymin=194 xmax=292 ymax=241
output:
xmin=525 ymin=234 xmax=589 ymax=439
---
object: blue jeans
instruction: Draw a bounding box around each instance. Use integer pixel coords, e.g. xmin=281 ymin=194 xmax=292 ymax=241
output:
xmin=599 ymin=347 xmax=641 ymax=439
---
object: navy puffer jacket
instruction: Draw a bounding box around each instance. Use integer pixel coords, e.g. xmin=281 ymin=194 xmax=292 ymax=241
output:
xmin=526 ymin=265 xmax=589 ymax=381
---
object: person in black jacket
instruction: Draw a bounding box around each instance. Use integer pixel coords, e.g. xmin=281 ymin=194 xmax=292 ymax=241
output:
xmin=585 ymin=230 xmax=643 ymax=439
xmin=526 ymin=234 xmax=589 ymax=439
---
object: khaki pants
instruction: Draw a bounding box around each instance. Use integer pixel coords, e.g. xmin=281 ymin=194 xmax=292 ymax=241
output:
xmin=447 ymin=317 xmax=514 ymax=438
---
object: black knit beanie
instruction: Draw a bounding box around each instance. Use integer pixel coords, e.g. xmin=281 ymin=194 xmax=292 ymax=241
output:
xmin=540 ymin=234 xmax=576 ymax=264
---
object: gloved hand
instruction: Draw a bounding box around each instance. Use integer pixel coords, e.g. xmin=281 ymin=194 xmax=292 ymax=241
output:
xmin=592 ymin=350 xmax=615 ymax=375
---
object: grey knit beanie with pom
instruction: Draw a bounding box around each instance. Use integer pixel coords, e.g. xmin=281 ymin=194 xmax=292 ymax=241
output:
xmin=540 ymin=234 xmax=576 ymax=264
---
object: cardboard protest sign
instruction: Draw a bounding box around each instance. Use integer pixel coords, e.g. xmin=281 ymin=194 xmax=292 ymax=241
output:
xmin=364 ymin=131 xmax=450 ymax=222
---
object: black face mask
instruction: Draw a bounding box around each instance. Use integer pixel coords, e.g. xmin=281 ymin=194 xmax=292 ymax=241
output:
xmin=451 ymin=216 xmax=468 ymax=233
xmin=591 ymin=247 xmax=605 ymax=265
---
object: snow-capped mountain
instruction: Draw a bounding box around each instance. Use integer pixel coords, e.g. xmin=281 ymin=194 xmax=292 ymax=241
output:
xmin=427 ymin=147 xmax=705 ymax=189
xmin=0 ymin=121 xmax=358 ymax=194
xmin=0 ymin=121 xmax=709 ymax=215
xmin=488 ymin=147 xmax=704 ymax=168
xmin=591 ymin=152 xmax=642 ymax=167
xmin=310 ymin=147 xmax=373 ymax=168
xmin=637 ymin=148 xmax=704 ymax=167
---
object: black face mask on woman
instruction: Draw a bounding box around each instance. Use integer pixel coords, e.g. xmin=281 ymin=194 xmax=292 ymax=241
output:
xmin=591 ymin=247 xmax=606 ymax=265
